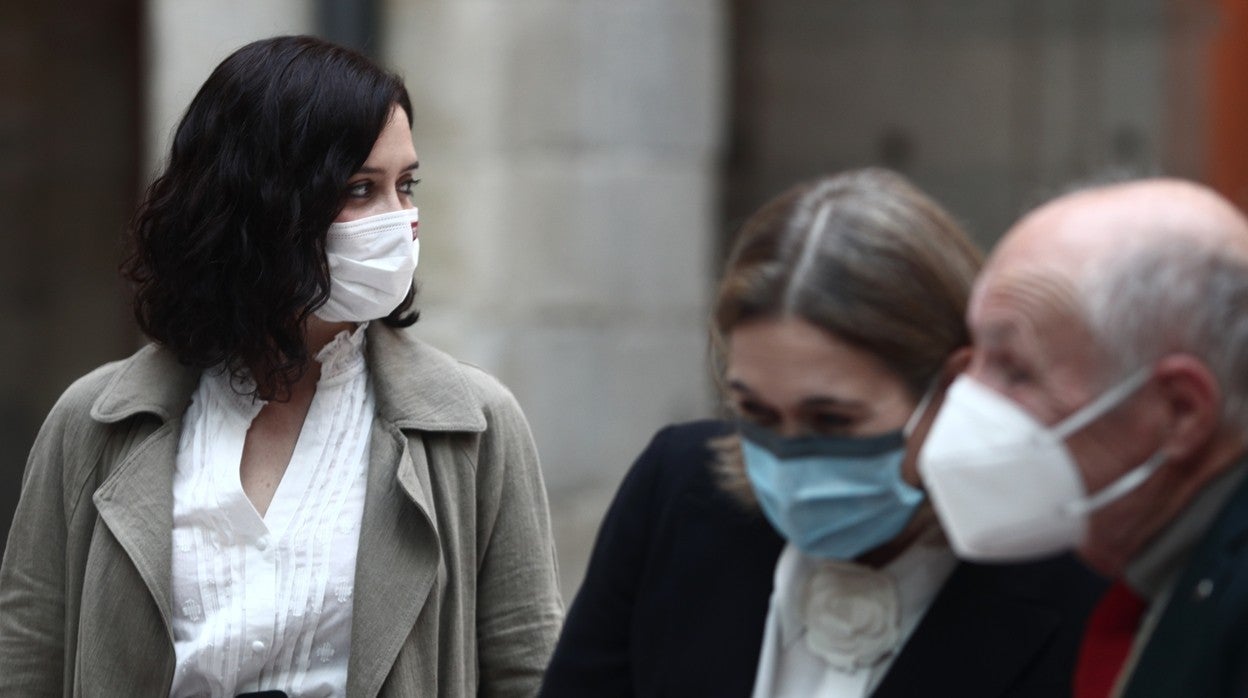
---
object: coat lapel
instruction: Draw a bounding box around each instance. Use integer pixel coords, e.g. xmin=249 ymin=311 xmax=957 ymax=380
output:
xmin=346 ymin=420 xmax=443 ymax=698
xmin=87 ymin=344 xmax=198 ymax=645
xmin=872 ymin=562 xmax=1066 ymax=698
xmin=90 ymin=420 xmax=180 ymax=640
xmin=348 ymin=325 xmax=488 ymax=697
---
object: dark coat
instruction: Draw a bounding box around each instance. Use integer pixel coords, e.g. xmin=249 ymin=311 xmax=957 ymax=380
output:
xmin=1120 ymin=459 xmax=1248 ymax=698
xmin=540 ymin=420 xmax=1107 ymax=698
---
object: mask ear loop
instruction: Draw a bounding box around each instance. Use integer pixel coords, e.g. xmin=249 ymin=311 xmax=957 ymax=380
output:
xmin=1052 ymin=367 xmax=1152 ymax=440
xmin=902 ymin=378 xmax=941 ymax=439
xmin=1062 ymin=449 xmax=1168 ymax=516
xmin=1055 ymin=366 xmax=1162 ymax=517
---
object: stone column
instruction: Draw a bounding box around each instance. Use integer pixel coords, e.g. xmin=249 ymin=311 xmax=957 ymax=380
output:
xmin=382 ymin=0 xmax=726 ymax=596
xmin=146 ymin=0 xmax=315 ymax=173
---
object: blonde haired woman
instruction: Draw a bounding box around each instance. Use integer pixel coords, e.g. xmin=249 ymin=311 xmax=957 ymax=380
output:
xmin=541 ymin=169 xmax=1104 ymax=697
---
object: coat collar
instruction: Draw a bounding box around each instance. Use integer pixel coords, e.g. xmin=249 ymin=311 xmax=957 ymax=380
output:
xmin=1119 ymin=457 xmax=1248 ymax=698
xmin=87 ymin=323 xmax=482 ymax=696
xmin=347 ymin=420 xmax=444 ymax=698
xmin=90 ymin=344 xmax=198 ymax=424
xmin=1125 ymin=459 xmax=1248 ymax=598
xmin=365 ymin=322 xmax=487 ymax=433
xmin=89 ymin=324 xmax=488 ymax=433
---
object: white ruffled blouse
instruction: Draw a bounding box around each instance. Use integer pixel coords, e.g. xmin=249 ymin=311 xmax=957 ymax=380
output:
xmin=170 ymin=324 xmax=373 ymax=698
xmin=751 ymin=529 xmax=957 ymax=698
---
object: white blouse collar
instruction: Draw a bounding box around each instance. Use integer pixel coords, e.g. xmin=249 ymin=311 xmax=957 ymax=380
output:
xmin=774 ymin=526 xmax=956 ymax=672
xmin=315 ymin=321 xmax=369 ymax=386
xmin=202 ymin=322 xmax=370 ymax=415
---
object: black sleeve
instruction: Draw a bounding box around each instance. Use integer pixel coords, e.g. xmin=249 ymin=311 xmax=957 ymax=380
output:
xmin=537 ymin=425 xmax=674 ymax=698
xmin=536 ymin=424 xmax=728 ymax=698
xmin=540 ymin=420 xmax=784 ymax=698
xmin=536 ymin=424 xmax=693 ymax=694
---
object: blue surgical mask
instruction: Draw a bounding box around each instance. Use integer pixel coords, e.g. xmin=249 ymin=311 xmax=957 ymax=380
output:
xmin=740 ymin=390 xmax=933 ymax=560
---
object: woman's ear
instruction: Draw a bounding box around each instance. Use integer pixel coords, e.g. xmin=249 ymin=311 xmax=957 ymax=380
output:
xmin=903 ymin=346 xmax=974 ymax=477
xmin=938 ymin=346 xmax=973 ymax=388
xmin=1152 ymin=354 xmax=1222 ymax=463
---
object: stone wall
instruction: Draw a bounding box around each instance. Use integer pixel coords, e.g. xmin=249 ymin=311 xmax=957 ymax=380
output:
xmin=726 ymin=0 xmax=1215 ymax=250
xmin=382 ymin=0 xmax=726 ymax=596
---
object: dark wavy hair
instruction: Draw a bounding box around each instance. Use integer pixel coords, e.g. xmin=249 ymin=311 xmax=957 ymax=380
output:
xmin=122 ymin=35 xmax=416 ymax=401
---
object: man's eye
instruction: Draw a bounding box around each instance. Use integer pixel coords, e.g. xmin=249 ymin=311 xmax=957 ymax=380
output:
xmin=993 ymin=358 xmax=1032 ymax=386
xmin=1005 ymin=368 xmax=1032 ymax=385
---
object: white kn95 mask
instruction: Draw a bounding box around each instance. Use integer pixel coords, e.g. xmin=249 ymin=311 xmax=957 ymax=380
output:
xmin=918 ymin=369 xmax=1164 ymax=562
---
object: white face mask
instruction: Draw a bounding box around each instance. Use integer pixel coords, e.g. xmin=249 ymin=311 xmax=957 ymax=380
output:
xmin=918 ymin=369 xmax=1165 ymax=562
xmin=315 ymin=207 xmax=419 ymax=322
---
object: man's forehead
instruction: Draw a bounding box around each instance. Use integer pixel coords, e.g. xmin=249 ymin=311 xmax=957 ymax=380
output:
xmin=970 ymin=263 xmax=1108 ymax=390
xmin=995 ymin=202 xmax=1122 ymax=272
xmin=970 ymin=262 xmax=1086 ymax=341
xmin=969 ymin=191 xmax=1120 ymax=338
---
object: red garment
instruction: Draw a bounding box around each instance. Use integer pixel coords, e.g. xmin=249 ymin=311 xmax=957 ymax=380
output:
xmin=1073 ymin=580 xmax=1149 ymax=698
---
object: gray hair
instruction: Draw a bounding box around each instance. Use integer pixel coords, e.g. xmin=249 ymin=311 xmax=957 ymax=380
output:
xmin=1080 ymin=238 xmax=1248 ymax=438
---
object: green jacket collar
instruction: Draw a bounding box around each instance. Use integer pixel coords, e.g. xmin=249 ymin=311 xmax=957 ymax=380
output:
xmin=88 ymin=323 xmax=488 ymax=433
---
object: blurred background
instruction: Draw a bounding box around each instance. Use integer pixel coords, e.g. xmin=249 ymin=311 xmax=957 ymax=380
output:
xmin=2 ymin=0 xmax=1246 ymax=601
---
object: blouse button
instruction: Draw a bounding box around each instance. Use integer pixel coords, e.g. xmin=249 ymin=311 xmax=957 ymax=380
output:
xmin=252 ymin=640 xmax=266 ymax=653
xmin=1195 ymin=578 xmax=1215 ymax=600
xmin=256 ymin=536 xmax=269 ymax=551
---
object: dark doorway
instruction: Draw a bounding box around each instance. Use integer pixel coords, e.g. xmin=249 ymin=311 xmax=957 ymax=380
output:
xmin=0 ymin=0 xmax=143 ymax=555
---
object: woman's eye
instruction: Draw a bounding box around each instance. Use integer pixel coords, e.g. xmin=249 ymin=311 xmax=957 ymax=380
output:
xmin=809 ymin=412 xmax=852 ymax=434
xmin=346 ymin=181 xmax=370 ymax=198
xmin=734 ymin=400 xmax=778 ymax=427
xmin=398 ymin=178 xmax=421 ymax=197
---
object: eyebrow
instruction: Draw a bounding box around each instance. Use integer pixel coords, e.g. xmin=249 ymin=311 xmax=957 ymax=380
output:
xmin=726 ymin=380 xmax=869 ymax=412
xmin=357 ymin=161 xmax=420 ymax=175
xmin=800 ymin=396 xmax=870 ymax=413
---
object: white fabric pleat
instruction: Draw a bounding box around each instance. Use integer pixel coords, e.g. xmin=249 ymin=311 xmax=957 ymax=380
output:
xmin=170 ymin=324 xmax=373 ymax=698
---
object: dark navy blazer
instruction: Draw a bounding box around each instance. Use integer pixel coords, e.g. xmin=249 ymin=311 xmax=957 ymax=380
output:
xmin=1121 ymin=457 xmax=1248 ymax=698
xmin=539 ymin=420 xmax=1107 ymax=698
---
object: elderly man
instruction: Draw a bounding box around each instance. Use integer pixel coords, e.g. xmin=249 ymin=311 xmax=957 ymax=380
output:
xmin=918 ymin=179 xmax=1248 ymax=698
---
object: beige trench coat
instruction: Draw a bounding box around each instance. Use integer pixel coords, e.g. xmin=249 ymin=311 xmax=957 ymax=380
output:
xmin=0 ymin=324 xmax=564 ymax=697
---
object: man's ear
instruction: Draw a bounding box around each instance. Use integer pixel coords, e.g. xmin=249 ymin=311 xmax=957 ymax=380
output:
xmin=1152 ymin=353 xmax=1222 ymax=462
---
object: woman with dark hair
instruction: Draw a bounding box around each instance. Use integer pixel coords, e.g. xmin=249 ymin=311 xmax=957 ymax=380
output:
xmin=0 ymin=35 xmax=562 ymax=697
xmin=540 ymin=169 xmax=1105 ymax=697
